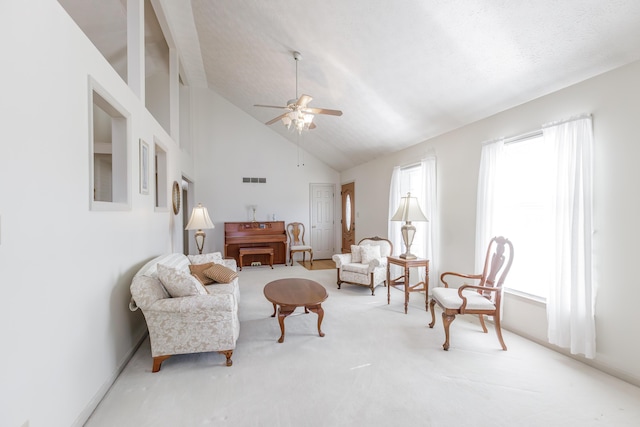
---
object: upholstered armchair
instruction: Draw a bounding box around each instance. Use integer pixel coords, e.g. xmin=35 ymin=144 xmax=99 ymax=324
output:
xmin=332 ymin=237 xmax=393 ymax=295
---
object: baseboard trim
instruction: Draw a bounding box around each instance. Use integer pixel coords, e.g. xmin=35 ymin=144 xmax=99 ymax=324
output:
xmin=72 ymin=328 xmax=148 ymax=427
xmin=503 ymin=325 xmax=640 ymax=388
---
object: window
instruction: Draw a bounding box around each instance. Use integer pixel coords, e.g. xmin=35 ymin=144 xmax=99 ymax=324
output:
xmin=478 ymin=116 xmax=595 ymax=357
xmin=58 ymin=0 xmax=128 ymax=82
xmin=144 ymin=0 xmax=170 ymax=133
xmin=396 ymin=164 xmax=427 ymax=258
xmin=90 ymin=84 xmax=129 ymax=209
xmin=496 ymin=134 xmax=553 ymax=299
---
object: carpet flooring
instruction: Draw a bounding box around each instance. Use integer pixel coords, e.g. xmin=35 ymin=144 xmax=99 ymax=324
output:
xmin=85 ymin=264 xmax=640 ymax=427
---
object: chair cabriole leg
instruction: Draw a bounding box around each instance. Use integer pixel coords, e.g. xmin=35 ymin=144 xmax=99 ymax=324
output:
xmin=478 ymin=314 xmax=488 ymax=333
xmin=493 ymin=315 xmax=507 ymax=351
xmin=442 ymin=313 xmax=455 ymax=351
xmin=428 ymin=299 xmax=437 ymax=328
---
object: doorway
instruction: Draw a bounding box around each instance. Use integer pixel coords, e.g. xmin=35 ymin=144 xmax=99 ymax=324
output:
xmin=310 ymin=183 xmax=335 ymax=259
xmin=341 ymin=182 xmax=355 ymax=253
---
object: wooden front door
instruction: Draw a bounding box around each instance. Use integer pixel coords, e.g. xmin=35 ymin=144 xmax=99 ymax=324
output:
xmin=341 ymin=182 xmax=355 ymax=253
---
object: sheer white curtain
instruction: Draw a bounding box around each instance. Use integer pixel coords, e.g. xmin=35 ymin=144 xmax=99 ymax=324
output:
xmin=388 ymin=165 xmax=403 ymax=256
xmin=388 ymin=158 xmax=438 ymax=284
xmin=475 ymin=138 xmax=506 ymax=273
xmin=422 ymin=158 xmax=438 ymax=286
xmin=544 ymin=115 xmax=595 ymax=359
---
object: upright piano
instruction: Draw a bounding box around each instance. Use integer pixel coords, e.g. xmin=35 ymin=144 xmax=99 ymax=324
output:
xmin=224 ymin=221 xmax=287 ymax=267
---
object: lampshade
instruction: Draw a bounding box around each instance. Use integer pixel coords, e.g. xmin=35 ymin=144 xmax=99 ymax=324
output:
xmin=391 ymin=193 xmax=428 ymax=223
xmin=185 ymin=203 xmax=214 ymax=230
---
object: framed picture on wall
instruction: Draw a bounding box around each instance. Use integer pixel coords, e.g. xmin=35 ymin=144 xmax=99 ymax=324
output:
xmin=139 ymin=139 xmax=149 ymax=195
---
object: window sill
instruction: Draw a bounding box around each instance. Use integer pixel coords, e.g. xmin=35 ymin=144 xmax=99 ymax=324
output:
xmin=504 ymin=288 xmax=546 ymax=305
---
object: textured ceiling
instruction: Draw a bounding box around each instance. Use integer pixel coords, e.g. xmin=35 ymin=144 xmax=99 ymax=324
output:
xmin=61 ymin=0 xmax=640 ymax=171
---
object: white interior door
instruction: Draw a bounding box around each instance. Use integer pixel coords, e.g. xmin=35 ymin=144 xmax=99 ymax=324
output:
xmin=310 ymin=183 xmax=335 ymax=259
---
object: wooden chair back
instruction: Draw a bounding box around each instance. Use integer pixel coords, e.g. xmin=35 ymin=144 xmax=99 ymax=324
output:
xmin=287 ymin=222 xmax=306 ymax=246
xmin=478 ymin=236 xmax=514 ymax=302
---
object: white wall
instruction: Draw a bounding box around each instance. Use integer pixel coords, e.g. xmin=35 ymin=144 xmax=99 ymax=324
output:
xmin=340 ymin=60 xmax=640 ymax=386
xmin=0 ymin=2 xmax=187 ymax=426
xmin=187 ymin=88 xmax=341 ymax=257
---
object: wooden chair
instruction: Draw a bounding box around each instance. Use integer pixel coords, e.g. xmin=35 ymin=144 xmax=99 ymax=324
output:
xmin=429 ymin=236 xmax=514 ymax=351
xmin=287 ymin=222 xmax=313 ymax=266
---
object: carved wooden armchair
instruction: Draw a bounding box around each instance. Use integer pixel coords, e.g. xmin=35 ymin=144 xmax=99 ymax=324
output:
xmin=429 ymin=236 xmax=514 ymax=351
xmin=287 ymin=222 xmax=313 ymax=266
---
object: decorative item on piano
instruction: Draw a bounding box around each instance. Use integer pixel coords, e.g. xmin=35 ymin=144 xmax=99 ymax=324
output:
xmin=248 ymin=205 xmax=258 ymax=222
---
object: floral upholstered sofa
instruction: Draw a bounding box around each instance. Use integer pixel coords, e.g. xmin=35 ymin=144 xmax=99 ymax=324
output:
xmin=129 ymin=252 xmax=240 ymax=372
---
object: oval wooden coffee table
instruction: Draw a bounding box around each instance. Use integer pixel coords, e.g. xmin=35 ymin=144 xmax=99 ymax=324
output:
xmin=263 ymin=278 xmax=328 ymax=343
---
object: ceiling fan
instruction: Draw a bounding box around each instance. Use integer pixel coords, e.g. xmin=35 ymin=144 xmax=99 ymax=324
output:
xmin=254 ymin=51 xmax=343 ymax=134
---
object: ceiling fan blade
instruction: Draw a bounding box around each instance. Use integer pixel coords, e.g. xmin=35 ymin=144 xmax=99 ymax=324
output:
xmin=296 ymin=94 xmax=313 ymax=108
xmin=302 ymin=107 xmax=343 ymax=116
xmin=265 ymin=113 xmax=289 ymax=125
xmin=254 ymin=104 xmax=288 ymax=109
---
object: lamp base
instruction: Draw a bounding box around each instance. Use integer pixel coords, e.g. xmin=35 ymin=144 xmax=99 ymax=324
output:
xmin=194 ymin=230 xmax=206 ymax=254
xmin=399 ymin=252 xmax=418 ymax=260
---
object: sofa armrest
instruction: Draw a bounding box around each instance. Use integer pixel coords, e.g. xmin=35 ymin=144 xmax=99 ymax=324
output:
xmin=219 ymin=258 xmax=238 ymax=272
xmin=332 ymin=253 xmax=352 ymax=268
xmin=149 ymin=293 xmax=235 ymax=314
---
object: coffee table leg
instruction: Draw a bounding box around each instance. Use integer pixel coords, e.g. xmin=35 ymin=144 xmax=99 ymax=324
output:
xmin=307 ymin=304 xmax=325 ymax=337
xmin=277 ymin=305 xmax=296 ymax=343
xmin=270 ymin=303 xmax=277 ymax=317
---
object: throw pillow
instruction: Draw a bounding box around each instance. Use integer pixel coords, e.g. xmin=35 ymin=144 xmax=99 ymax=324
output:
xmin=189 ymin=262 xmax=216 ymax=285
xmin=350 ymin=245 xmax=362 ymax=263
xmin=188 ymin=252 xmax=223 ymax=265
xmin=360 ymin=244 xmax=381 ymax=264
xmin=204 ymin=263 xmax=238 ymax=283
xmin=157 ymin=264 xmax=208 ymax=297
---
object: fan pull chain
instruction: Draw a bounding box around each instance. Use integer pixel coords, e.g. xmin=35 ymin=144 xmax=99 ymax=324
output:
xmin=297 ymin=133 xmax=305 ymax=167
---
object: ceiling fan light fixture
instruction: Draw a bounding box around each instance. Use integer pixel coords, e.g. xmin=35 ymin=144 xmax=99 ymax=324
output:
xmin=254 ymin=50 xmax=342 ymax=133
xmin=303 ymin=113 xmax=314 ymax=124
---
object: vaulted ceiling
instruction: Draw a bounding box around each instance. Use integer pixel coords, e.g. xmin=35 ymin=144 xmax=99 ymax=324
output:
xmin=60 ymin=0 xmax=640 ymax=171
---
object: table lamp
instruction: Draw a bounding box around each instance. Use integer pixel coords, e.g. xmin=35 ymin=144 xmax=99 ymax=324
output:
xmin=390 ymin=192 xmax=428 ymax=259
xmin=185 ymin=203 xmax=215 ymax=254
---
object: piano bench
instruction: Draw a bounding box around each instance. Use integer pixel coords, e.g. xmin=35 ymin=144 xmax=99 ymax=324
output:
xmin=239 ymin=247 xmax=274 ymax=271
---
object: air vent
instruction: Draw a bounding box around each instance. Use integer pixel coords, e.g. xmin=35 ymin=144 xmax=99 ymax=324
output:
xmin=242 ymin=177 xmax=267 ymax=183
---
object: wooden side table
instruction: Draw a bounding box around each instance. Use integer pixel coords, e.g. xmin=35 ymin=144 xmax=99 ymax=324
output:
xmin=387 ymin=256 xmax=429 ymax=314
